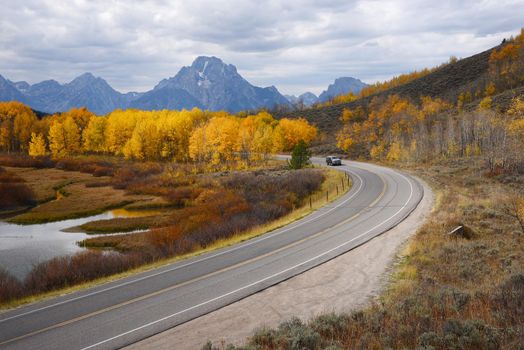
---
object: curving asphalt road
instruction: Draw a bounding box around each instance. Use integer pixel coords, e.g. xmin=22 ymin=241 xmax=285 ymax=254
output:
xmin=0 ymin=158 xmax=424 ymax=350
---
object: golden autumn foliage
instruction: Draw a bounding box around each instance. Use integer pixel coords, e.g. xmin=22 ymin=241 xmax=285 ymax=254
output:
xmin=484 ymin=82 xmax=496 ymax=96
xmin=478 ymin=96 xmax=492 ymax=110
xmin=507 ymin=96 xmax=524 ymax=118
xmin=276 ymin=118 xmax=317 ymax=151
xmin=336 ymin=94 xmax=523 ymax=171
xmin=310 ymin=29 xmax=523 ymax=115
xmin=82 ymin=116 xmax=107 ymax=153
xmin=0 ymin=101 xmax=38 ymax=152
xmin=28 ymin=133 xmax=47 ymax=157
xmin=317 ymin=92 xmax=358 ymax=107
xmin=48 ymin=120 xmax=67 ymax=158
xmin=0 ymin=102 xmax=317 ymax=164
xmin=63 ymin=116 xmax=81 ymax=154
xmin=489 ymin=29 xmax=524 ymax=90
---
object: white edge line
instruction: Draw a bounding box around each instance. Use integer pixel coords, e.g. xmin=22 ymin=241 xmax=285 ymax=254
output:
xmin=80 ymin=171 xmax=415 ymax=350
xmin=0 ymin=164 xmax=364 ymax=323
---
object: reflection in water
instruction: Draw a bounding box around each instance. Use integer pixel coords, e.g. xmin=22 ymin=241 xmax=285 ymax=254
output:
xmin=0 ymin=209 xmax=156 ymax=280
xmin=109 ymin=208 xmax=161 ymax=218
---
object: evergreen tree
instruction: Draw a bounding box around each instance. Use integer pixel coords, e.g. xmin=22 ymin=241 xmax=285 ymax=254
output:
xmin=288 ymin=140 xmax=311 ymax=169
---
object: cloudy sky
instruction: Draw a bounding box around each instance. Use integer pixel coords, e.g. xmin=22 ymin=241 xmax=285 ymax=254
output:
xmin=0 ymin=0 xmax=522 ymax=96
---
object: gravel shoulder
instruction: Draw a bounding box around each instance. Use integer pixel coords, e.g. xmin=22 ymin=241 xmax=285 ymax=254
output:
xmin=127 ymin=176 xmax=434 ymax=350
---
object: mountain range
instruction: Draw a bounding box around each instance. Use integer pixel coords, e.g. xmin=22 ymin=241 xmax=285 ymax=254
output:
xmin=0 ymin=56 xmax=292 ymax=115
xmin=284 ymin=77 xmax=368 ymax=107
xmin=318 ymin=77 xmax=367 ymax=102
xmin=0 ymin=56 xmax=368 ymax=115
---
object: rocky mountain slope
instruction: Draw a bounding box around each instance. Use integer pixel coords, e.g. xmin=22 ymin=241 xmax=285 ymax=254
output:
xmin=149 ymin=56 xmax=290 ymax=113
xmin=0 ymin=57 xmax=291 ymax=114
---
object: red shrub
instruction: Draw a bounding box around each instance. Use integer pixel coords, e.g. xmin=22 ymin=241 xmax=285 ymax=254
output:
xmin=0 ymin=154 xmax=55 ymax=168
xmin=0 ymin=167 xmax=36 ymax=209
xmin=0 ymin=269 xmax=24 ymax=304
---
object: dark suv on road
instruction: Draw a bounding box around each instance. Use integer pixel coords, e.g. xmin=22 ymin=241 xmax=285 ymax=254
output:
xmin=326 ymin=156 xmax=342 ymax=166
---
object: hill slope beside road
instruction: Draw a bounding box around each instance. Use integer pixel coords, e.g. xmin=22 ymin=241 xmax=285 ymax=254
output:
xmin=278 ymin=43 xmax=508 ymax=139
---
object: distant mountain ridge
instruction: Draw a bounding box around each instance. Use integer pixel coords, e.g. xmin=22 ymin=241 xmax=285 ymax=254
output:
xmin=318 ymin=77 xmax=367 ymax=102
xmin=0 ymin=56 xmax=291 ymax=115
xmin=141 ymin=56 xmax=290 ymax=113
xmin=0 ymin=73 xmax=136 ymax=115
xmin=285 ymin=77 xmax=368 ymax=107
xmin=285 ymin=92 xmax=319 ymax=107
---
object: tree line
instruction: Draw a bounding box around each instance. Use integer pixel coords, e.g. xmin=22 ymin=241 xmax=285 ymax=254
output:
xmin=0 ymin=103 xmax=317 ymax=164
xmin=336 ymin=94 xmax=524 ymax=172
xmin=334 ymin=29 xmax=524 ymax=172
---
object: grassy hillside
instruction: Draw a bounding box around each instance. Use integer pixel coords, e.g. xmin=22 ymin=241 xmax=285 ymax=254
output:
xmin=278 ymin=35 xmax=524 ymax=150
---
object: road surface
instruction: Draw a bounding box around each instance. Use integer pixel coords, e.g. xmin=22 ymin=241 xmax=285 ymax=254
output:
xmin=0 ymin=159 xmax=424 ymax=350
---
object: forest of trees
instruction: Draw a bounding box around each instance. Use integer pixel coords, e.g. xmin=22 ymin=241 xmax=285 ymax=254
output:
xmin=0 ymin=103 xmax=317 ymax=165
xmin=336 ymin=94 xmax=524 ymax=172
xmin=335 ymin=30 xmax=524 ymax=172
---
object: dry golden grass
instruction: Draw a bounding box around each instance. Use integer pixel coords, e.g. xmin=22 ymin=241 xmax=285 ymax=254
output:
xmin=80 ymin=167 xmax=349 ymax=250
xmin=6 ymin=167 xmax=166 ymax=224
xmin=66 ymin=213 xmax=169 ymax=234
xmin=4 ymin=167 xmax=100 ymax=203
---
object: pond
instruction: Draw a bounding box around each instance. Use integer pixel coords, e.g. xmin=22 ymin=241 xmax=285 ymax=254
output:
xmin=0 ymin=209 xmax=151 ymax=280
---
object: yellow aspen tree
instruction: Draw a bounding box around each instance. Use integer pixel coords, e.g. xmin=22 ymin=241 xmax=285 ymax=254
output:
xmin=189 ymin=125 xmax=207 ymax=162
xmin=48 ymin=120 xmax=67 ymax=158
xmin=278 ymin=118 xmax=317 ymax=150
xmin=370 ymin=143 xmax=385 ymax=160
xmin=386 ymin=142 xmax=402 ymax=162
xmin=140 ymin=119 xmax=161 ymax=160
xmin=63 ymin=116 xmax=81 ymax=154
xmin=0 ymin=119 xmax=12 ymax=152
xmin=336 ymin=124 xmax=355 ymax=152
xmin=271 ymin=125 xmax=285 ymax=153
xmin=63 ymin=107 xmax=94 ymax=131
xmin=82 ymin=116 xmax=107 ymax=153
xmin=13 ymin=109 xmax=37 ymax=151
xmin=105 ymin=110 xmax=138 ymax=155
xmin=28 ymin=132 xmax=47 ymax=157
xmin=485 ymin=82 xmax=496 ymax=96
xmin=122 ymin=117 xmax=159 ymax=160
xmin=251 ymin=124 xmax=274 ymax=161
xmin=341 ymin=108 xmax=354 ymax=122
xmin=0 ymin=102 xmax=37 ymax=151
xmin=206 ymin=116 xmax=239 ymax=164
xmin=237 ymin=116 xmax=257 ymax=160
xmin=479 ymin=97 xmax=493 ymax=110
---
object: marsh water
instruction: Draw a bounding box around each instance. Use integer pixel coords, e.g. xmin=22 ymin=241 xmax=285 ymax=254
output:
xmin=0 ymin=210 xmax=148 ymax=280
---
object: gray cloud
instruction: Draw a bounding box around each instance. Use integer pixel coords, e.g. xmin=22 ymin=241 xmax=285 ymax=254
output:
xmin=0 ymin=0 xmax=522 ymax=95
